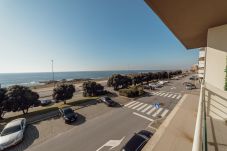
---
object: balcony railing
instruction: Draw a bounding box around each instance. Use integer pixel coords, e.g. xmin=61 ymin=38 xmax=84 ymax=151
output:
xmin=192 ymin=83 xmax=227 ymax=151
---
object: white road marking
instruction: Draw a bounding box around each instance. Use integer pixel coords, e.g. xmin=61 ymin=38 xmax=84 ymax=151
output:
xmin=96 ymin=137 xmax=125 ymax=151
xmin=160 ymin=93 xmax=165 ymax=96
xmin=152 ymin=108 xmax=163 ymax=117
xmin=141 ymin=105 xmax=153 ymax=113
xmin=176 ymin=95 xmax=182 ymax=99
xmin=127 ymin=102 xmax=140 ymax=108
xmin=136 ymin=104 xmax=147 ymax=111
xmin=167 ymin=94 xmax=173 ymax=98
xmin=132 ymin=103 xmax=144 ymax=109
xmin=164 ymin=93 xmax=169 ymax=97
xmin=152 ymin=92 xmax=158 ymax=95
xmin=124 ymin=101 xmax=136 ymax=107
xmin=133 ymin=112 xmax=154 ymax=122
xmin=146 ymin=107 xmax=156 ymax=115
xmin=172 ymin=95 xmax=177 ymax=99
xmin=161 ymin=109 xmax=169 ymax=117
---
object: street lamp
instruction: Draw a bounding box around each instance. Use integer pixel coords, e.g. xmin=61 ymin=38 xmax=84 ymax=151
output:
xmin=51 ymin=60 xmax=55 ymax=88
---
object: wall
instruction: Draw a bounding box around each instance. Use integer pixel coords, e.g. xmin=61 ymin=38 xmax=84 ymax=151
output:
xmin=205 ymin=24 xmax=227 ymax=121
xmin=206 ymin=24 xmax=227 ymax=91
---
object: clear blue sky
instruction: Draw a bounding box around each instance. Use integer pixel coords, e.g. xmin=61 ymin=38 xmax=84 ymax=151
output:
xmin=0 ymin=0 xmax=198 ymax=73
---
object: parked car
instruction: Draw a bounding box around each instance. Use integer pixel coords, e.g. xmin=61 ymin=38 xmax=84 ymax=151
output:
xmin=98 ymin=96 xmax=116 ymax=107
xmin=189 ymin=75 xmax=198 ymax=80
xmin=40 ymin=99 xmax=52 ymax=106
xmin=171 ymin=76 xmax=179 ymax=80
xmin=143 ymin=85 xmax=150 ymax=89
xmin=33 ymin=100 xmax=41 ymax=107
xmin=185 ymin=83 xmax=196 ymax=90
xmin=121 ymin=130 xmax=153 ymax=151
xmin=148 ymin=83 xmax=157 ymax=90
xmin=0 ymin=118 xmax=26 ymax=150
xmin=59 ymin=107 xmax=78 ymax=123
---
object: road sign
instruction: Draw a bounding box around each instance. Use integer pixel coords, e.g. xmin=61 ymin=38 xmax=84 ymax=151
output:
xmin=155 ymin=103 xmax=160 ymax=109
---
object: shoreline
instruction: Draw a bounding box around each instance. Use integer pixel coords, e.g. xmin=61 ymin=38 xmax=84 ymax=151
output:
xmin=30 ymin=77 xmax=108 ymax=90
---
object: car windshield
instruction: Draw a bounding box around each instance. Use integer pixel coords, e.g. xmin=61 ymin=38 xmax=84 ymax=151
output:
xmin=1 ymin=125 xmax=21 ymax=136
xmin=123 ymin=134 xmax=146 ymax=151
xmin=63 ymin=108 xmax=74 ymax=115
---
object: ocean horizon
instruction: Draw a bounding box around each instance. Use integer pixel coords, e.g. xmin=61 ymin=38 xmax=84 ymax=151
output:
xmin=0 ymin=70 xmax=170 ymax=88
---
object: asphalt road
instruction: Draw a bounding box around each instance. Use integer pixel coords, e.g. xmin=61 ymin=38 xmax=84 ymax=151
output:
xmin=26 ymin=75 xmax=199 ymax=151
xmin=28 ymin=107 xmax=151 ymax=151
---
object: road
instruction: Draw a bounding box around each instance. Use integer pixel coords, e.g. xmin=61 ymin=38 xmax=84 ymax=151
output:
xmin=28 ymin=106 xmax=151 ymax=151
xmin=25 ymin=75 xmax=198 ymax=151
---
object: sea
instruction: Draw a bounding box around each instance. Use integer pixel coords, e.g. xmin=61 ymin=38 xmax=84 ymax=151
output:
xmin=0 ymin=70 xmax=162 ymax=88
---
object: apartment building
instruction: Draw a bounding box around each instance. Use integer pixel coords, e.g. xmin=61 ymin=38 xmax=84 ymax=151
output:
xmin=143 ymin=0 xmax=227 ymax=151
xmin=198 ymin=48 xmax=206 ymax=79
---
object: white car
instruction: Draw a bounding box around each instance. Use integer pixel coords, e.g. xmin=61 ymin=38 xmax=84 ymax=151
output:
xmin=0 ymin=118 xmax=26 ymax=150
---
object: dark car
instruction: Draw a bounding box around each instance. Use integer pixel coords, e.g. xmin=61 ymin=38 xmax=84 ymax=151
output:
xmin=122 ymin=130 xmax=153 ymax=151
xmin=59 ymin=107 xmax=78 ymax=123
xmin=99 ymin=96 xmax=116 ymax=107
xmin=40 ymin=99 xmax=52 ymax=106
xmin=189 ymin=76 xmax=198 ymax=80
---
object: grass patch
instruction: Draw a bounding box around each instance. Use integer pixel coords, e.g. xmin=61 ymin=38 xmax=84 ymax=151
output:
xmin=0 ymin=97 xmax=98 ymax=124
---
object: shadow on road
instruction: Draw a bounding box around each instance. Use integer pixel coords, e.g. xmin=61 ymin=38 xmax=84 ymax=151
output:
xmin=6 ymin=124 xmax=39 ymax=151
xmin=70 ymin=113 xmax=86 ymax=126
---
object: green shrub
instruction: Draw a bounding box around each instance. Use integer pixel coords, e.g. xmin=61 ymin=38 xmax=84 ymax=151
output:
xmin=119 ymin=86 xmax=145 ymax=98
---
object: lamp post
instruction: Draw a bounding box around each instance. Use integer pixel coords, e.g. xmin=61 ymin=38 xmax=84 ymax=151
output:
xmin=51 ymin=60 xmax=55 ymax=88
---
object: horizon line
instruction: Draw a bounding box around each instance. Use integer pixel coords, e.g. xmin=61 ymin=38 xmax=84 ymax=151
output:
xmin=0 ymin=68 xmax=187 ymax=74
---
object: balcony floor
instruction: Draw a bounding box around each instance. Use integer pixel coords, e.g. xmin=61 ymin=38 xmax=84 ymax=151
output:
xmin=207 ymin=117 xmax=227 ymax=151
xmin=142 ymin=94 xmax=199 ymax=151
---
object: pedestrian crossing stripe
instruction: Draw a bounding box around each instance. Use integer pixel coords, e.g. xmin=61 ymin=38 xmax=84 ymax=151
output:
xmin=132 ymin=103 xmax=144 ymax=109
xmin=124 ymin=101 xmax=170 ymax=118
xmin=141 ymin=105 xmax=153 ymax=113
xmin=161 ymin=109 xmax=169 ymax=117
xmin=172 ymin=95 xmax=177 ymax=99
xmin=152 ymin=108 xmax=163 ymax=117
xmin=164 ymin=93 xmax=169 ymax=97
xmin=136 ymin=104 xmax=147 ymax=111
xmin=160 ymin=93 xmax=165 ymax=96
xmin=176 ymin=95 xmax=181 ymax=99
xmin=127 ymin=102 xmax=140 ymax=108
xmin=151 ymin=91 xmax=182 ymax=100
xmin=146 ymin=107 xmax=156 ymax=115
xmin=124 ymin=101 xmax=136 ymax=107
xmin=167 ymin=94 xmax=173 ymax=98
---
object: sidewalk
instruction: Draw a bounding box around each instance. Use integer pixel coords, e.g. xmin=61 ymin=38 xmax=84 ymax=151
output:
xmin=143 ymin=94 xmax=199 ymax=151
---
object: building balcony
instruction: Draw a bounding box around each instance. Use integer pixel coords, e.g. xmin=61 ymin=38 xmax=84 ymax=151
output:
xmin=142 ymin=82 xmax=227 ymax=151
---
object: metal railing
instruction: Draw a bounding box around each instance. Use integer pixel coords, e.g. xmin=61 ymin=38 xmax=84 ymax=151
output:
xmin=192 ymin=84 xmax=208 ymax=151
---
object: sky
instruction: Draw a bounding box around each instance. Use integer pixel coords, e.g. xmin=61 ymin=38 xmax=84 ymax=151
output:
xmin=0 ymin=0 xmax=198 ymax=73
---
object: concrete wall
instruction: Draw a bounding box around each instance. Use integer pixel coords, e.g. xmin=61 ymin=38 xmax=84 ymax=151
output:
xmin=205 ymin=24 xmax=227 ymax=121
xmin=206 ymin=24 xmax=227 ymax=91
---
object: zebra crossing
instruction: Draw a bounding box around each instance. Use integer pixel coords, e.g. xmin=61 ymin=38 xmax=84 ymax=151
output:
xmin=151 ymin=91 xmax=182 ymax=100
xmin=124 ymin=101 xmax=169 ymax=118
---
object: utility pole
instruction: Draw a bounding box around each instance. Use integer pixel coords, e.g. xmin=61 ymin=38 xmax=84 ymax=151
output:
xmin=51 ymin=60 xmax=55 ymax=88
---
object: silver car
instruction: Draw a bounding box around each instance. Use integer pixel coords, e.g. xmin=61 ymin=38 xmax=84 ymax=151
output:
xmin=0 ymin=118 xmax=26 ymax=150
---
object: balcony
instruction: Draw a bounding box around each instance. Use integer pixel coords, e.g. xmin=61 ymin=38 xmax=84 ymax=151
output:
xmin=193 ymin=83 xmax=227 ymax=151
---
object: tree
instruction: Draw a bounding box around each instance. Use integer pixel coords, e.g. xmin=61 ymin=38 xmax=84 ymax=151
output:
xmin=107 ymin=74 xmax=132 ymax=90
xmin=83 ymin=81 xmax=104 ymax=97
xmin=53 ymin=84 xmax=75 ymax=104
xmin=5 ymin=85 xmax=39 ymax=114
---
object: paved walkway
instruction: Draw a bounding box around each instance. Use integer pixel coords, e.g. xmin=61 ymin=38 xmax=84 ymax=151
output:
xmin=142 ymin=94 xmax=199 ymax=151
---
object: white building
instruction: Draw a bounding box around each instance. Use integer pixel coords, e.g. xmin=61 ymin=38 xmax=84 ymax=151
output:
xmin=198 ymin=48 xmax=205 ymax=79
